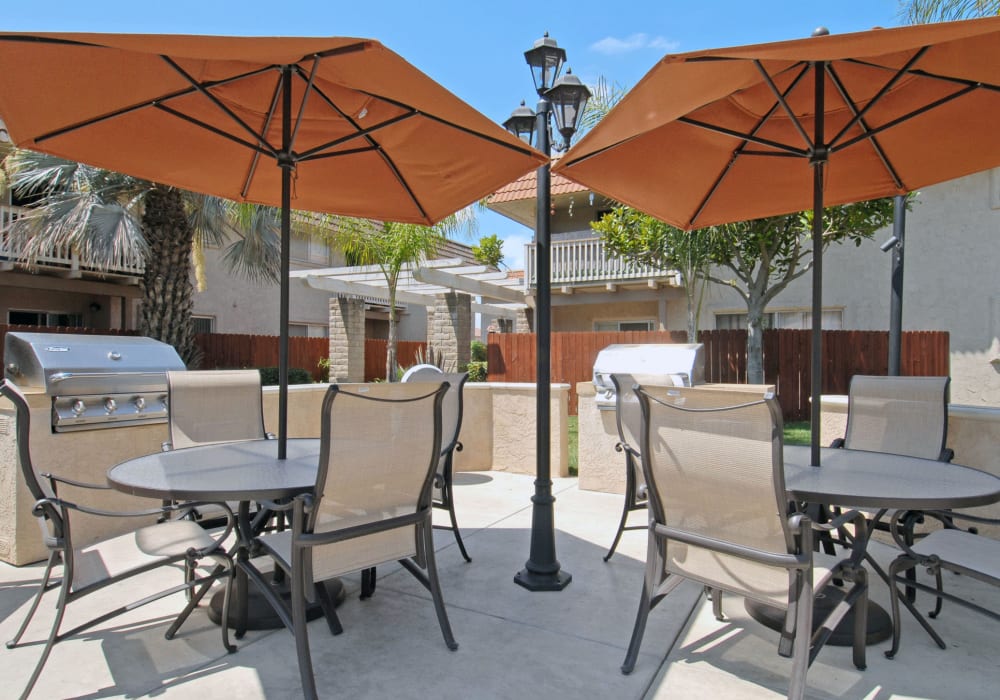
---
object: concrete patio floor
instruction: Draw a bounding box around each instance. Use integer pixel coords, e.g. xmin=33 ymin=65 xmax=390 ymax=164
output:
xmin=1 ymin=471 xmax=997 ymax=699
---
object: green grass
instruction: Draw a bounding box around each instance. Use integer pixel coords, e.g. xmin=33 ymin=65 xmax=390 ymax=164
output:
xmin=784 ymin=421 xmax=812 ymax=446
xmin=568 ymin=415 xmax=578 ymax=476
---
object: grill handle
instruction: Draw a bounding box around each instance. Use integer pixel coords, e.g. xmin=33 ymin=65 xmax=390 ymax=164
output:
xmin=48 ymin=371 xmax=173 ymax=383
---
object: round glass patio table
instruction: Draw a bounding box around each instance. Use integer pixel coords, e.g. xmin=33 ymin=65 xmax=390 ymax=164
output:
xmin=108 ymin=438 xmax=341 ymax=630
xmin=748 ymin=445 xmax=1000 ymax=645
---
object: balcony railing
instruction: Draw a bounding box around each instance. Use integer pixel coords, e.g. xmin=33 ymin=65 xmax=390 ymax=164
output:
xmin=1 ymin=204 xmax=144 ymax=278
xmin=523 ymin=236 xmax=678 ymax=289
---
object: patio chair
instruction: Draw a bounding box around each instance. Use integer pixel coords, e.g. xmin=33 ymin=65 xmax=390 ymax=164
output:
xmin=885 ymin=509 xmax=1000 ymax=659
xmin=0 ymin=378 xmax=236 ymax=700
xmin=402 ymin=365 xmax=472 ymax=562
xmin=164 ymin=369 xmax=274 ymax=525
xmin=621 ymin=384 xmax=868 ymax=700
xmin=602 ymin=373 xmax=654 ymax=562
xmin=830 ymin=375 xmax=953 ymax=588
xmin=236 ymin=381 xmax=457 ymax=700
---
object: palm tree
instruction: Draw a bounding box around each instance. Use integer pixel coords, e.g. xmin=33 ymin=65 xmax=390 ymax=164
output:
xmin=901 ymin=0 xmax=998 ymax=23
xmin=330 ymin=211 xmax=476 ymax=381
xmin=3 ymin=149 xmax=283 ymax=365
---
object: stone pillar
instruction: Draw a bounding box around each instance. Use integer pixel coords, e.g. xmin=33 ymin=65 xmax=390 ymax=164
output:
xmin=515 ymin=307 xmax=534 ymax=333
xmin=328 ymin=296 xmax=366 ymax=382
xmin=427 ymin=291 xmax=471 ymax=370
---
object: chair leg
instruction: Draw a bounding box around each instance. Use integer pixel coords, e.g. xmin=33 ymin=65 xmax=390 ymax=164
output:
xmin=787 ymin=571 xmax=813 ymax=700
xmin=313 ymin=580 xmax=343 ymax=636
xmin=18 ymin=571 xmax=71 ymax=700
xmin=604 ymin=501 xmax=631 ymax=562
xmin=851 ymin=568 xmax=868 ymax=671
xmin=885 ymin=555 xmax=946 ymax=659
xmin=621 ymin=579 xmax=652 ymax=675
xmin=360 ymin=567 xmax=376 ymax=599
xmin=445 ymin=500 xmax=472 ymax=563
xmin=7 ymin=552 xmax=59 ymax=650
xmin=290 ymin=559 xmax=319 ymax=700
xmin=422 ymin=525 xmax=458 ymax=651
xmin=928 ymin=568 xmax=945 ymax=619
xmin=710 ymin=587 xmax=724 ymax=621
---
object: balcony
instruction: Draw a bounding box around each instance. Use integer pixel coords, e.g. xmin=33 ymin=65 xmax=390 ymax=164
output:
xmin=1 ymin=204 xmax=143 ymax=280
xmin=523 ymin=236 xmax=679 ymax=290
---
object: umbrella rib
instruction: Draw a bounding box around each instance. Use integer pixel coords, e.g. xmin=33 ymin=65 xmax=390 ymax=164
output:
xmin=289 ymin=57 xmax=321 ymax=155
xmin=154 ymin=103 xmax=274 ymax=158
xmin=828 ymin=47 xmax=929 ymax=148
xmin=160 ymin=55 xmax=277 ymax=156
xmin=688 ymin=63 xmax=812 ymax=227
xmin=754 ymin=60 xmax=814 ymax=150
xmin=676 ymin=117 xmax=807 ymax=157
xmin=297 ymin=145 xmax=380 ymax=161
xmin=295 ymin=112 xmax=417 ymax=160
xmin=31 ymin=64 xmax=277 ymax=146
xmin=825 ymin=64 xmax=904 ymax=191
xmin=242 ymin=73 xmax=284 ymax=200
xmin=833 ymin=84 xmax=979 ymax=154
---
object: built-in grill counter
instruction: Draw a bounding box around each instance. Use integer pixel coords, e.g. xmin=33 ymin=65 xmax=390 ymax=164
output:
xmin=4 ymin=332 xmax=185 ymax=432
xmin=0 ymin=332 xmax=188 ymax=565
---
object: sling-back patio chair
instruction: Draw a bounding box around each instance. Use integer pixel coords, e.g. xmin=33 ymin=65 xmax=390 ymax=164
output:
xmin=0 ymin=378 xmax=235 ymax=700
xmin=621 ymin=384 xmax=868 ymax=700
xmin=602 ymin=372 xmax=656 ymax=561
xmin=403 ymin=365 xmax=472 ymax=562
xmin=235 ymin=381 xmax=457 ymax=700
xmin=164 ymin=369 xmax=274 ymax=526
xmin=885 ymin=508 xmax=1000 ymax=659
xmin=830 ymin=375 xmax=954 ymax=588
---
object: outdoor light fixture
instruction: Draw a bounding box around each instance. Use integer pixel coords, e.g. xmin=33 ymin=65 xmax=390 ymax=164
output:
xmin=503 ymin=101 xmax=536 ymax=146
xmin=547 ymin=69 xmax=590 ymax=150
xmin=502 ymin=32 xmax=589 ymax=592
xmin=524 ymin=32 xmax=566 ymax=95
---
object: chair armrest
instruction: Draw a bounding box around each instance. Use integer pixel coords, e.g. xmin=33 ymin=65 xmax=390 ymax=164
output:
xmin=829 ymin=437 xmax=846 ymax=449
xmin=41 ymin=472 xmax=111 ymax=491
xmin=454 ymin=440 xmax=463 ymax=453
xmin=811 ymin=507 xmax=869 ymax=568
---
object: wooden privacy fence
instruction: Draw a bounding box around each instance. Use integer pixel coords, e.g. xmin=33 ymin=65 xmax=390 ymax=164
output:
xmin=487 ymin=329 xmax=950 ymax=420
xmin=195 ymin=333 xmax=329 ymax=382
xmin=363 ymin=339 xmax=427 ymax=381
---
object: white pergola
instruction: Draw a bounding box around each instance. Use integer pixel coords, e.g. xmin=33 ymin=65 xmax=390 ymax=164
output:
xmin=291 ymin=257 xmax=530 ymax=321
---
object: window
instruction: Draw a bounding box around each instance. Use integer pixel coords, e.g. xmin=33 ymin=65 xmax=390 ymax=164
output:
xmin=288 ymin=323 xmax=329 ymax=338
xmin=191 ymin=316 xmax=215 ymax=334
xmin=715 ymin=309 xmax=843 ymax=330
xmin=8 ymin=310 xmax=84 ymax=328
xmin=594 ymin=320 xmax=655 ymax=332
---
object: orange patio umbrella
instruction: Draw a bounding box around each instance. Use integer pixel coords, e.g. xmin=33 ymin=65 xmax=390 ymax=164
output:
xmin=0 ymin=33 xmax=546 ymax=456
xmin=553 ymin=16 xmax=1000 ymax=464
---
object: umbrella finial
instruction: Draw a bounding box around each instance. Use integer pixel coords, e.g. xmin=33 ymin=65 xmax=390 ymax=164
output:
xmin=812 ymin=26 xmax=830 ymax=37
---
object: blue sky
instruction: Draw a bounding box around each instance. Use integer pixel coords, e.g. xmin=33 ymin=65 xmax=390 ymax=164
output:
xmin=5 ymin=0 xmax=906 ymax=269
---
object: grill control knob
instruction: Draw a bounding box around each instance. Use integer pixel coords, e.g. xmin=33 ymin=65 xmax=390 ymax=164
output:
xmin=134 ymin=396 xmax=146 ymax=412
xmin=72 ymin=399 xmax=86 ymax=415
xmin=104 ymin=398 xmax=117 ymax=414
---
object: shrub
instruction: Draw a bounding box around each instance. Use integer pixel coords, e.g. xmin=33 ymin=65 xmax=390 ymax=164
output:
xmin=470 ymin=340 xmax=487 ymax=363
xmin=259 ymin=367 xmax=313 ymax=385
xmin=466 ymin=361 xmax=488 ymax=382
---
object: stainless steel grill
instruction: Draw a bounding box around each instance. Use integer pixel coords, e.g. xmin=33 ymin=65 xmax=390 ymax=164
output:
xmin=592 ymin=343 xmax=705 ymax=410
xmin=3 ymin=332 xmax=186 ymax=432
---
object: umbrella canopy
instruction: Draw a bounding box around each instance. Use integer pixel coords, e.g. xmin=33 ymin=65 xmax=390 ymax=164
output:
xmin=0 ymin=32 xmax=546 ymax=456
xmin=554 ymin=17 xmax=1000 ymax=464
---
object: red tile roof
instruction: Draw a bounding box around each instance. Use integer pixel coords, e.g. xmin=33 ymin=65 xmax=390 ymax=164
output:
xmin=488 ymin=159 xmax=589 ymax=204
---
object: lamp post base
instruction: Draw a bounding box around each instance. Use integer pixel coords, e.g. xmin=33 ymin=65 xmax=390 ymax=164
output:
xmin=514 ymin=567 xmax=572 ymax=591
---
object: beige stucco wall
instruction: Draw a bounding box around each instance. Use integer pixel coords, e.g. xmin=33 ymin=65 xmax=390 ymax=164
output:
xmin=2 ymin=381 xmax=568 ymax=565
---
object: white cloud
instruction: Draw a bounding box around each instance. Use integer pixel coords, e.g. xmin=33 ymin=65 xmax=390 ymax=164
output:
xmin=589 ymin=33 xmax=679 ymax=56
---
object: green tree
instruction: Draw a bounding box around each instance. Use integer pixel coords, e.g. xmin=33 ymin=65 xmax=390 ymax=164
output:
xmin=4 ymin=149 xmax=284 ymax=365
xmin=900 ymin=0 xmax=998 ymax=23
xmin=472 ymin=233 xmax=505 ymax=269
xmin=593 ymin=200 xmax=897 ymax=383
xmin=592 ymin=206 xmax=715 ymax=343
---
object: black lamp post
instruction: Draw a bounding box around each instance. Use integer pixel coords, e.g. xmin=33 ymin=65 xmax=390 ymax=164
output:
xmin=504 ymin=33 xmax=590 ymax=592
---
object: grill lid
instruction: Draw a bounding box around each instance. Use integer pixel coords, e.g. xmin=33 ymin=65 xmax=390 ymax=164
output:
xmin=592 ymin=343 xmax=705 ymax=409
xmin=4 ymin=332 xmax=186 ymax=395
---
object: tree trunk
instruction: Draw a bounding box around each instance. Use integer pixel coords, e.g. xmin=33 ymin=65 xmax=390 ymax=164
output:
xmin=139 ymin=187 xmax=200 ymax=366
xmin=386 ymin=289 xmax=398 ymax=381
xmin=745 ymin=299 xmax=766 ymax=384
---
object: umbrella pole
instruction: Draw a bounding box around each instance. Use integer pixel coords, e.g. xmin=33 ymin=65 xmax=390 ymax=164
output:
xmin=810 ymin=62 xmax=826 ymax=468
xmin=278 ymin=65 xmax=293 ymax=460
